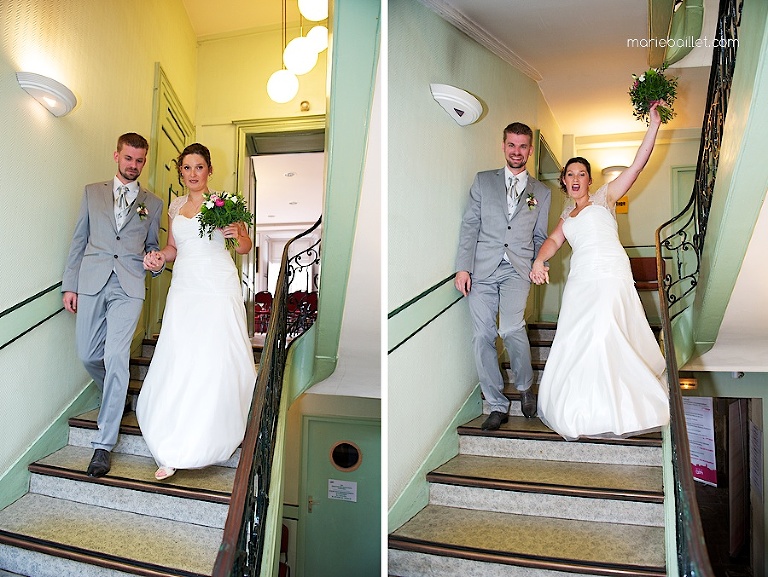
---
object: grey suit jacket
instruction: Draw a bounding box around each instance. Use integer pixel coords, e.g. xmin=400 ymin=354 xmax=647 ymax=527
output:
xmin=62 ymin=180 xmax=163 ymax=299
xmin=455 ymin=168 xmax=551 ymax=281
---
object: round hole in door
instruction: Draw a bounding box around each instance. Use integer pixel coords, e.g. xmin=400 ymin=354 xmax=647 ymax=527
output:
xmin=330 ymin=441 xmax=362 ymax=472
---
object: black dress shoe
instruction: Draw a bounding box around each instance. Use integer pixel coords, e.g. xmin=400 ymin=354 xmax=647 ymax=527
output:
xmin=87 ymin=449 xmax=111 ymax=477
xmin=520 ymin=388 xmax=537 ymax=418
xmin=481 ymin=411 xmax=509 ymax=431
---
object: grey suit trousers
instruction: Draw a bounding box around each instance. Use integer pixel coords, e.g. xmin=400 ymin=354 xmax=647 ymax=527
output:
xmin=468 ymin=260 xmax=533 ymax=414
xmin=76 ymin=272 xmax=144 ymax=451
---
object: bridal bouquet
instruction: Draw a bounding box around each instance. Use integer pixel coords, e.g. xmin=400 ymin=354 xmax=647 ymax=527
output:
xmin=629 ymin=66 xmax=678 ymax=124
xmin=198 ymin=190 xmax=254 ymax=250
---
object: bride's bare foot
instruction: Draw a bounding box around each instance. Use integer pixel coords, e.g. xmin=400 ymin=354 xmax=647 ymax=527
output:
xmin=154 ymin=466 xmax=176 ymax=480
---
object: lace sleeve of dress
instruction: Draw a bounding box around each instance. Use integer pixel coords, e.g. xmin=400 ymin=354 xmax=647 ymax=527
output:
xmin=591 ymin=184 xmax=616 ymax=217
xmin=560 ymin=198 xmax=575 ymax=221
xmin=168 ymin=195 xmax=187 ymax=220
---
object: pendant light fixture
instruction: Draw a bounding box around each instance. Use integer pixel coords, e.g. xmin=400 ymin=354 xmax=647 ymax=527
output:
xmin=267 ymin=0 xmax=299 ymax=103
xmin=283 ymin=13 xmax=318 ymax=75
xmin=298 ymin=0 xmax=328 ymax=22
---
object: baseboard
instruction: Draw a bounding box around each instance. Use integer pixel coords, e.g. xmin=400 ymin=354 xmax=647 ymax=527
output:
xmin=0 ymin=383 xmax=100 ymax=510
xmin=387 ymin=385 xmax=482 ymax=533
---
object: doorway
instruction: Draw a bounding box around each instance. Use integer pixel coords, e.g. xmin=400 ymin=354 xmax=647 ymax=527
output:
xmin=233 ymin=116 xmax=325 ymax=335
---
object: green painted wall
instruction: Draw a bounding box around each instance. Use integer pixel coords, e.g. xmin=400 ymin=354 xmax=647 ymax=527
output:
xmin=387 ymin=0 xmax=562 ymax=514
xmin=691 ymin=0 xmax=768 ymax=349
xmin=0 ymin=0 xmax=197 ymax=493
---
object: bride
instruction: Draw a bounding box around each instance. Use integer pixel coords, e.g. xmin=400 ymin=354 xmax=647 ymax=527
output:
xmin=530 ymin=102 xmax=670 ymax=441
xmin=137 ymin=143 xmax=257 ymax=480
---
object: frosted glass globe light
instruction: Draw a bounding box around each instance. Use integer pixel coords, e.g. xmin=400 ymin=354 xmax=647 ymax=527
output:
xmin=267 ymin=69 xmax=299 ymax=103
xmin=298 ymin=0 xmax=328 ymax=22
xmin=283 ymin=37 xmax=318 ymax=75
xmin=306 ymin=25 xmax=328 ymax=53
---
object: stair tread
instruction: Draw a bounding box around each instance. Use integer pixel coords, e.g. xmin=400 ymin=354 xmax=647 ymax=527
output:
xmin=429 ymin=454 xmax=663 ymax=500
xmin=459 ymin=415 xmax=662 ymax=447
xmin=389 ymin=504 xmax=665 ymax=573
xmin=0 ymin=493 xmax=220 ymax=576
xmin=69 ymin=409 xmax=141 ymax=435
xmin=31 ymin=445 xmax=235 ymax=500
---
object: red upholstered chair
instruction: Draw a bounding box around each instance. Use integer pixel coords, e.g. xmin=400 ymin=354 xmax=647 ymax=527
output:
xmin=254 ymin=291 xmax=272 ymax=333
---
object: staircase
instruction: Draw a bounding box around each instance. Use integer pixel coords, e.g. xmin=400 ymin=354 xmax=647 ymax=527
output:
xmin=0 ymin=338 xmax=254 ymax=577
xmin=388 ymin=323 xmax=667 ymax=577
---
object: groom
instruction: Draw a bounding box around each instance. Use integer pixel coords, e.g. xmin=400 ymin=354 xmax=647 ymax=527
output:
xmin=454 ymin=122 xmax=551 ymax=430
xmin=62 ymin=133 xmax=164 ymax=477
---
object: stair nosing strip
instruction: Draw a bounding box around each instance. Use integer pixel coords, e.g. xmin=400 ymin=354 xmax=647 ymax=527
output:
xmin=0 ymin=529 xmax=208 ymax=577
xmin=28 ymin=463 xmax=231 ymax=504
xmin=456 ymin=426 xmax=663 ymax=447
xmin=388 ymin=535 xmax=665 ymax=577
xmin=67 ymin=417 xmax=143 ymax=435
xmin=425 ymin=472 xmax=664 ymax=503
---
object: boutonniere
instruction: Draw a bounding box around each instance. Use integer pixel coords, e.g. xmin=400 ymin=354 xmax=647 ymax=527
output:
xmin=136 ymin=203 xmax=149 ymax=220
xmin=526 ymin=191 xmax=538 ymax=210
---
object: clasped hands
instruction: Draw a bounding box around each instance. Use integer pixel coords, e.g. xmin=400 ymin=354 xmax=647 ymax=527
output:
xmin=143 ymin=251 xmax=165 ymax=272
xmin=529 ymin=262 xmax=549 ymax=285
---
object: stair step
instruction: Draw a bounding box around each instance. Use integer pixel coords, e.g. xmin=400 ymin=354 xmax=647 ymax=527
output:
xmin=388 ymin=504 xmax=665 ymax=577
xmin=29 ymin=445 xmax=232 ymax=528
xmin=0 ymin=493 xmax=221 ymax=577
xmin=67 ymin=410 xmax=241 ymax=468
xmin=427 ymin=454 xmax=664 ymax=526
xmin=458 ymin=416 xmax=662 ymax=466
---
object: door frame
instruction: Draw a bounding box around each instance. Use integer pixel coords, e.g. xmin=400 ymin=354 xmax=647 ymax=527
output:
xmin=233 ymin=116 xmax=325 ymax=334
xmin=136 ymin=63 xmax=193 ymax=348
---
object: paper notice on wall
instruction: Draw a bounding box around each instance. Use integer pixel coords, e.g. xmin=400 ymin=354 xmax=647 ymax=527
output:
xmin=750 ymin=421 xmax=764 ymax=502
xmin=683 ymin=396 xmax=717 ymax=486
xmin=328 ymin=479 xmax=357 ymax=502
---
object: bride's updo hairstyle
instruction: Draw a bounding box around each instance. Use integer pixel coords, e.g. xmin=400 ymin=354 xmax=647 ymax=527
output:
xmin=175 ymin=142 xmax=213 ymax=183
xmin=559 ymin=156 xmax=592 ymax=193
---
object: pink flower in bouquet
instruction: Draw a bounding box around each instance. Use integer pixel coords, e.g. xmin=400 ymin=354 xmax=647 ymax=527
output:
xmin=214 ymin=197 xmax=225 ymax=207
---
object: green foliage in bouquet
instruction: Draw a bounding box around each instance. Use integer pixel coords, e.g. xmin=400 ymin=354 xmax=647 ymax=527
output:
xmin=198 ymin=190 xmax=254 ymax=250
xmin=629 ymin=66 xmax=678 ymax=125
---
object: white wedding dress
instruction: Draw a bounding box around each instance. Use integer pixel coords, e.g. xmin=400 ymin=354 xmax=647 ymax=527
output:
xmin=136 ymin=195 xmax=257 ymax=469
xmin=537 ymin=185 xmax=670 ymax=441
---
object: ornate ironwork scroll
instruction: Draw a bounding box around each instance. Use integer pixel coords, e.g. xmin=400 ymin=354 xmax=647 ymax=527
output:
xmin=214 ymin=217 xmax=322 ymax=577
xmin=658 ymin=0 xmax=742 ymax=320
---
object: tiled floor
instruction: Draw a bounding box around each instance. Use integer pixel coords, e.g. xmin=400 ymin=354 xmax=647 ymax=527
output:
xmin=696 ymin=482 xmax=752 ymax=577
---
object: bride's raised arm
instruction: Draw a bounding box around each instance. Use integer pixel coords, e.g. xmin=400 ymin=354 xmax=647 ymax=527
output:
xmin=606 ymin=102 xmax=662 ymax=205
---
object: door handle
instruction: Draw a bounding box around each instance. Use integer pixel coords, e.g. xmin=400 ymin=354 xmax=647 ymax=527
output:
xmin=308 ymin=496 xmax=316 ymax=513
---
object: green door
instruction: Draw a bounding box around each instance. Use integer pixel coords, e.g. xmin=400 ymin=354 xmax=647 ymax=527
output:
xmin=298 ymin=416 xmax=380 ymax=577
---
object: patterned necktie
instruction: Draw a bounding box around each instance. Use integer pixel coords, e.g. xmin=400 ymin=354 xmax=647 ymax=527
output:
xmin=507 ymin=176 xmax=519 ymax=217
xmin=116 ymin=185 xmax=130 ymax=229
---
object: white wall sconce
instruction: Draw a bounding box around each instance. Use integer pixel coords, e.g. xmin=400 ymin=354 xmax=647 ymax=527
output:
xmin=601 ymin=165 xmax=628 ymax=182
xmin=16 ymin=72 xmax=77 ymax=117
xmin=430 ymin=84 xmax=482 ymax=126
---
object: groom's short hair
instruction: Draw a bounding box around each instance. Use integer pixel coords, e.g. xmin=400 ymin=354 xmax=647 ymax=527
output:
xmin=117 ymin=132 xmax=149 ymax=152
xmin=502 ymin=122 xmax=533 ymax=144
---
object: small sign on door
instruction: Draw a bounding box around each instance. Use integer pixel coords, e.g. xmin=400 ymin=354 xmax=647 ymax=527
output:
xmin=328 ymin=479 xmax=357 ymax=502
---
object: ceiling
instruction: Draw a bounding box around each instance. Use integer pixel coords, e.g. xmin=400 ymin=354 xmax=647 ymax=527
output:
xmin=181 ymin=0 xmax=286 ymax=37
xmin=419 ymin=0 xmax=719 ymax=136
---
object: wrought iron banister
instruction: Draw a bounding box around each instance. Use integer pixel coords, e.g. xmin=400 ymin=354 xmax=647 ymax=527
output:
xmin=654 ymin=0 xmax=742 ymax=573
xmin=213 ymin=216 xmax=322 ymax=577
xmin=658 ymin=0 xmax=743 ymax=320
xmin=654 ymin=245 xmax=714 ymax=576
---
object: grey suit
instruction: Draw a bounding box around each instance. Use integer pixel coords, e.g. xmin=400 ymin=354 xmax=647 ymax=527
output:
xmin=63 ymin=180 xmax=163 ymax=451
xmin=456 ymin=168 xmax=551 ymax=413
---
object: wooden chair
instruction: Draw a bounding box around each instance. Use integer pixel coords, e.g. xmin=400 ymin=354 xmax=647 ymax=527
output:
xmin=629 ymin=256 xmax=664 ymax=291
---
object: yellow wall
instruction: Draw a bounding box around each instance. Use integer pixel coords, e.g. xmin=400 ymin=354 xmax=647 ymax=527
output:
xmin=195 ymin=26 xmax=328 ymax=194
xmin=0 ymin=0 xmax=197 ymax=476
